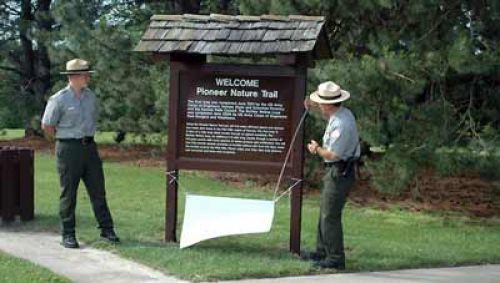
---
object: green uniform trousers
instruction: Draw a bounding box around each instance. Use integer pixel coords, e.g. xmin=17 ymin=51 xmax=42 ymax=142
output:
xmin=56 ymin=140 xmax=114 ymax=236
xmin=316 ymin=164 xmax=355 ymax=263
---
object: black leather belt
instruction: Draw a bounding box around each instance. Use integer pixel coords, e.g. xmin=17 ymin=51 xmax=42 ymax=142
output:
xmin=57 ymin=137 xmax=94 ymax=145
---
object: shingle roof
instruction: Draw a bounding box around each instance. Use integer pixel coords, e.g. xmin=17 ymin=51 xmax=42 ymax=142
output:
xmin=134 ymin=14 xmax=332 ymax=59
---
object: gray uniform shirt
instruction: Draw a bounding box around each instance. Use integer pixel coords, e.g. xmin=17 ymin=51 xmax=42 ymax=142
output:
xmin=41 ymin=85 xmax=97 ymax=139
xmin=322 ymin=106 xmax=360 ymax=162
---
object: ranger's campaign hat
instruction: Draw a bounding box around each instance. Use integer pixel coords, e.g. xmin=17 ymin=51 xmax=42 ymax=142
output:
xmin=60 ymin=59 xmax=95 ymax=75
xmin=310 ymin=81 xmax=350 ymax=104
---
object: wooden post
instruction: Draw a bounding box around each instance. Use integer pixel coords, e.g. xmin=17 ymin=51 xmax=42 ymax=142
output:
xmin=165 ymin=167 xmax=178 ymax=241
xmin=277 ymin=54 xmax=307 ymax=254
xmin=0 ymin=150 xmax=16 ymax=222
xmin=289 ymin=60 xmax=307 ymax=254
xmin=165 ymin=58 xmax=180 ymax=242
xmin=164 ymin=53 xmax=206 ymax=242
xmin=19 ymin=148 xmax=34 ymax=221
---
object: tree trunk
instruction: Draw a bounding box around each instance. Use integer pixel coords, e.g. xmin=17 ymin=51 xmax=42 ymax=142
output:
xmin=173 ymin=0 xmax=200 ymax=14
xmin=20 ymin=0 xmax=36 ymax=136
xmin=219 ymin=0 xmax=232 ymax=14
xmin=20 ymin=0 xmax=35 ymax=92
xmin=35 ymin=0 xmax=53 ymax=115
xmin=19 ymin=0 xmax=53 ymax=137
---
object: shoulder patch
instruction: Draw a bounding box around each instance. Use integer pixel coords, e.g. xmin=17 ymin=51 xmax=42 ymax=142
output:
xmin=330 ymin=129 xmax=341 ymax=140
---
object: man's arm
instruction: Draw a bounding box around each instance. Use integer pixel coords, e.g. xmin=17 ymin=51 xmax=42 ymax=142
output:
xmin=41 ymin=96 xmax=60 ymax=141
xmin=41 ymin=123 xmax=56 ymax=140
xmin=307 ymin=140 xmax=341 ymax=161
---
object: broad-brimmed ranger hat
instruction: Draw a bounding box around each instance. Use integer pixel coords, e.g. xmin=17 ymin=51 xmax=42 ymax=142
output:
xmin=60 ymin=58 xmax=95 ymax=75
xmin=309 ymin=81 xmax=350 ymax=104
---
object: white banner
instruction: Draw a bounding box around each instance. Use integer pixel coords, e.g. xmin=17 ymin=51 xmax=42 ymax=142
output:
xmin=179 ymin=194 xmax=275 ymax=249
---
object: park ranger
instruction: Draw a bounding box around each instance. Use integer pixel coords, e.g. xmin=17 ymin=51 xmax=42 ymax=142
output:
xmin=41 ymin=59 xmax=119 ymax=248
xmin=302 ymin=81 xmax=360 ymax=269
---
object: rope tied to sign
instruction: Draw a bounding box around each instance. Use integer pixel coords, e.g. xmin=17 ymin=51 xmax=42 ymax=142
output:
xmin=166 ymin=170 xmax=179 ymax=186
xmin=272 ymin=110 xmax=308 ymax=202
xmin=273 ymin=178 xmax=303 ymax=203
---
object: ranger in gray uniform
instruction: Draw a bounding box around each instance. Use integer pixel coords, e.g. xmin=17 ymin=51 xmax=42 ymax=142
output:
xmin=302 ymin=81 xmax=360 ymax=269
xmin=41 ymin=59 xmax=119 ymax=248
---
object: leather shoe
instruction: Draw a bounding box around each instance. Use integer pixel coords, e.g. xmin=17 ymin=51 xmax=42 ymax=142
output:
xmin=312 ymin=259 xmax=345 ymax=270
xmin=61 ymin=235 xmax=79 ymax=249
xmin=300 ymin=251 xmax=326 ymax=261
xmin=100 ymin=229 xmax=120 ymax=243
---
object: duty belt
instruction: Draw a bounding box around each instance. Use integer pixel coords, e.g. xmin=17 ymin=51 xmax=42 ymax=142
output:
xmin=324 ymin=159 xmax=354 ymax=177
xmin=57 ymin=136 xmax=94 ymax=145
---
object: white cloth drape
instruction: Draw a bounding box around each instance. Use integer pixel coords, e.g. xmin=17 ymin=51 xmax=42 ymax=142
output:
xmin=179 ymin=194 xmax=275 ymax=249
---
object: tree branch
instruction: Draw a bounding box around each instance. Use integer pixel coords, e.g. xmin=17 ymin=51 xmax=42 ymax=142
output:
xmin=417 ymin=10 xmax=452 ymax=42
xmin=0 ymin=65 xmax=22 ymax=75
xmin=390 ymin=71 xmax=416 ymax=84
xmin=8 ymin=51 xmax=22 ymax=66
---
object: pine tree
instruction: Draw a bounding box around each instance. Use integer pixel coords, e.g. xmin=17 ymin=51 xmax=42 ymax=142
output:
xmin=0 ymin=0 xmax=53 ymax=134
xmin=239 ymin=0 xmax=500 ymax=189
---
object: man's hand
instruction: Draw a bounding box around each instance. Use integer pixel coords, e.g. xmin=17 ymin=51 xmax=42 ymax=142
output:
xmin=304 ymin=97 xmax=316 ymax=110
xmin=41 ymin=123 xmax=56 ymax=141
xmin=307 ymin=140 xmax=320 ymax=154
xmin=307 ymin=140 xmax=340 ymax=161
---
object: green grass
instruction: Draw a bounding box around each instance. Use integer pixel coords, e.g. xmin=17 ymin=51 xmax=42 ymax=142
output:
xmin=0 ymin=128 xmax=24 ymax=140
xmin=14 ymin=153 xmax=500 ymax=281
xmin=0 ymin=252 xmax=70 ymax=283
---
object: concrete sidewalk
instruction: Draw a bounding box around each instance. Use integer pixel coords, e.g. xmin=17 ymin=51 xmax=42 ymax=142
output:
xmin=0 ymin=229 xmax=184 ymax=283
xmin=0 ymin=229 xmax=499 ymax=283
xmin=225 ymin=264 xmax=500 ymax=283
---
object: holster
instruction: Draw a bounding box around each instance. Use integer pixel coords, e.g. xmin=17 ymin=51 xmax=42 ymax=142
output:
xmin=340 ymin=157 xmax=356 ymax=177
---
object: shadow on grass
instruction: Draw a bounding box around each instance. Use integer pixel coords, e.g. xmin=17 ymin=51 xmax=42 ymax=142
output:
xmin=92 ymin=236 xmax=295 ymax=263
xmin=191 ymin=240 xmax=294 ymax=260
xmin=0 ymin=213 xmax=59 ymax=232
xmin=100 ymin=239 xmax=172 ymax=249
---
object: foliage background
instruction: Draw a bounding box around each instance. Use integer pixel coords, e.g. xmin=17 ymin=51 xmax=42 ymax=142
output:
xmin=1 ymin=0 xmax=498 ymax=191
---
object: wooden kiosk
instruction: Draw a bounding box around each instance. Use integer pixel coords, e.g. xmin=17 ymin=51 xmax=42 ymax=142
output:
xmin=135 ymin=14 xmax=332 ymax=253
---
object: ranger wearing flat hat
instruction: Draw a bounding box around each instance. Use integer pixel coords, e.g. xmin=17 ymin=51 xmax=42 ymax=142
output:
xmin=41 ymin=59 xmax=120 ymax=248
xmin=301 ymin=81 xmax=360 ymax=270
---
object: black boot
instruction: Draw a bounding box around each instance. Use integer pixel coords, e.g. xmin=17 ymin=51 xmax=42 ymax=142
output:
xmin=312 ymin=259 xmax=345 ymax=270
xmin=100 ymin=229 xmax=120 ymax=243
xmin=300 ymin=251 xmax=326 ymax=261
xmin=61 ymin=234 xmax=79 ymax=249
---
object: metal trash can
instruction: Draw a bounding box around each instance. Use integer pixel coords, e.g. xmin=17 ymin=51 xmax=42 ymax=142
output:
xmin=0 ymin=146 xmax=34 ymax=222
